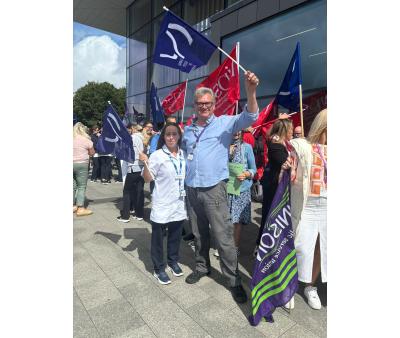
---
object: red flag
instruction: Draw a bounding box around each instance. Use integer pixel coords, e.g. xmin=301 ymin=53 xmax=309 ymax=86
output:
xmin=252 ymin=99 xmax=277 ymax=138
xmin=161 ymin=81 xmax=187 ymax=116
xmin=196 ymin=46 xmax=239 ymax=117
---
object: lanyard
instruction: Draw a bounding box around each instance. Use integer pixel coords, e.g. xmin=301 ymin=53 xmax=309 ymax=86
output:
xmin=162 ymin=148 xmax=183 ymax=176
xmin=316 ymin=144 xmax=327 ymax=184
xmin=162 ymin=148 xmax=185 ymax=192
xmin=191 ymin=120 xmax=211 ymax=151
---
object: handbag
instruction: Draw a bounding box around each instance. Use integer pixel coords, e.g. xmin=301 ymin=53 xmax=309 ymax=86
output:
xmin=251 ymin=179 xmax=263 ymax=202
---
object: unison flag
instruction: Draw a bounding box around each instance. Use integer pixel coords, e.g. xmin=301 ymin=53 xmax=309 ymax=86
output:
xmin=153 ymin=10 xmax=217 ymax=73
xmin=196 ymin=45 xmax=239 ymax=117
xmin=276 ymin=42 xmax=302 ymax=112
xmin=249 ymin=170 xmax=298 ymax=326
xmin=97 ymin=104 xmax=135 ymax=163
xmin=162 ymin=81 xmax=187 ymax=115
xmin=150 ymin=83 xmax=166 ymax=127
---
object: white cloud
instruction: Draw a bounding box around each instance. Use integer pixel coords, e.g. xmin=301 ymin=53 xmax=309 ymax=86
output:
xmin=73 ymin=35 xmax=126 ymax=91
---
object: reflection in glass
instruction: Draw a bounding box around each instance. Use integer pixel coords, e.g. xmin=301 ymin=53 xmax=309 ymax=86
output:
xmin=128 ymin=60 xmax=148 ymax=96
xmin=222 ymin=0 xmax=327 ymax=101
xmin=128 ymin=24 xmax=150 ymax=67
xmin=126 ymin=93 xmax=147 ymax=116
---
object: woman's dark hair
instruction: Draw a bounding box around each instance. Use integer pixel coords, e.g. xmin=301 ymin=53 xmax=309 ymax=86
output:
xmin=156 ymin=122 xmax=182 ymax=150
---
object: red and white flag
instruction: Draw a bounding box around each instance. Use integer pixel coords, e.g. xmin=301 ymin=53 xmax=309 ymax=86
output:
xmin=196 ymin=45 xmax=240 ymax=117
xmin=162 ymin=81 xmax=187 ymax=116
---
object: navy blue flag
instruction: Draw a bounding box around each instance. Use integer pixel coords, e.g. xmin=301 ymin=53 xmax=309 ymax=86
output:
xmin=97 ymin=104 xmax=135 ymax=163
xmin=276 ymin=42 xmax=302 ymax=112
xmin=249 ymin=170 xmax=298 ymax=326
xmin=150 ymin=83 xmax=165 ymax=128
xmin=153 ymin=10 xmax=217 ymax=73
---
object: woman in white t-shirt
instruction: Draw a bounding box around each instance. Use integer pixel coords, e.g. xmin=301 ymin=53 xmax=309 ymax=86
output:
xmin=140 ymin=122 xmax=187 ymax=285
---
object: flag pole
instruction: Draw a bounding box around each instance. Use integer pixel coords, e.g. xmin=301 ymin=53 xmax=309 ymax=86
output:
xmin=162 ymin=6 xmax=247 ymax=74
xmin=181 ymin=79 xmax=188 ymax=124
xmin=235 ymin=42 xmax=240 ymax=115
xmin=299 ymin=84 xmax=304 ymax=137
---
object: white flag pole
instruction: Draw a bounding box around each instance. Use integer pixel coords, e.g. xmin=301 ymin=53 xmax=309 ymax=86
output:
xmin=299 ymin=84 xmax=304 ymax=137
xmin=181 ymin=79 xmax=188 ymax=124
xmin=235 ymin=42 xmax=240 ymax=115
xmin=162 ymin=6 xmax=247 ymax=74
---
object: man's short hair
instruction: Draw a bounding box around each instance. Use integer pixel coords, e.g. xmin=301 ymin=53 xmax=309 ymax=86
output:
xmin=194 ymin=87 xmax=216 ymax=103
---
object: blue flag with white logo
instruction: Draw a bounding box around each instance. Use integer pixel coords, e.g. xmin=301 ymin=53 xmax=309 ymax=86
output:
xmin=276 ymin=42 xmax=302 ymax=112
xmin=150 ymin=83 xmax=166 ymax=128
xmin=153 ymin=10 xmax=217 ymax=73
xmin=97 ymin=104 xmax=135 ymax=163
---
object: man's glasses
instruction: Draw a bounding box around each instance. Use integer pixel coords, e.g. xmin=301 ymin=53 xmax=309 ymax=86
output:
xmin=195 ymin=102 xmax=214 ymax=109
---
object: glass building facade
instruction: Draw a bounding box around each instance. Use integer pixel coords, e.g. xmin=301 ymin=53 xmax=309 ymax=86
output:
xmin=126 ymin=0 xmax=326 ymax=119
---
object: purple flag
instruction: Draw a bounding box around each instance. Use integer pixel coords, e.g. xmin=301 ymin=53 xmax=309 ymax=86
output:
xmin=249 ymin=170 xmax=298 ymax=326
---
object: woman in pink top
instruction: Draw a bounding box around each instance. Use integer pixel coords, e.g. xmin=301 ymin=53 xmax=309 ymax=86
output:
xmin=73 ymin=122 xmax=95 ymax=216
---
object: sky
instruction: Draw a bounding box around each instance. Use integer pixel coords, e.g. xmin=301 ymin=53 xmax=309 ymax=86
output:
xmin=73 ymin=22 xmax=126 ymax=92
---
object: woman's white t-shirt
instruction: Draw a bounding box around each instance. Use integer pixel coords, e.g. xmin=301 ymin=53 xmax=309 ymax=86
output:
xmin=148 ymin=145 xmax=187 ymax=223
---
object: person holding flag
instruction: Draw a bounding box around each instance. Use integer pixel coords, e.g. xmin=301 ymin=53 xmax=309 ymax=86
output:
xmin=182 ymin=70 xmax=259 ymax=304
xmin=289 ymin=109 xmax=327 ymax=310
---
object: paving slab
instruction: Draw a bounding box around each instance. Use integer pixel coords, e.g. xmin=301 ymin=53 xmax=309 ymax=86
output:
xmin=87 ymin=298 xmax=145 ymax=338
xmin=74 ymin=291 xmax=100 ymax=338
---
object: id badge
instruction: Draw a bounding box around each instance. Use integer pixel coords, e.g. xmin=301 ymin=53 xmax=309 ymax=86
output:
xmin=175 ymin=174 xmax=184 ymax=180
xmin=187 ymin=153 xmax=193 ymax=161
xmin=180 ymin=190 xmax=186 ymax=197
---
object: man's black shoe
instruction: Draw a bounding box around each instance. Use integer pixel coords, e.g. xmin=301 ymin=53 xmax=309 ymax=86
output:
xmin=183 ymin=233 xmax=195 ymax=241
xmin=230 ymin=285 xmax=247 ymax=303
xmin=185 ymin=270 xmax=210 ymax=284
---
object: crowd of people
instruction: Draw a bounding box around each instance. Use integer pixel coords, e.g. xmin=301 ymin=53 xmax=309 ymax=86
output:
xmin=73 ymin=70 xmax=327 ymax=310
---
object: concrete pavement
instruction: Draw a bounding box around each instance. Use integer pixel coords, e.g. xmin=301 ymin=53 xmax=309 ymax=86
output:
xmin=73 ymin=180 xmax=327 ymax=337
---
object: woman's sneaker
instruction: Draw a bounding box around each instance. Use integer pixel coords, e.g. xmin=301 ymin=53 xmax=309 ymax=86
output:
xmin=117 ymin=216 xmax=130 ymax=223
xmin=76 ymin=208 xmax=93 ymax=216
xmin=304 ymin=286 xmax=321 ymax=310
xmin=168 ymin=263 xmax=184 ymax=277
xmin=153 ymin=271 xmax=171 ymax=285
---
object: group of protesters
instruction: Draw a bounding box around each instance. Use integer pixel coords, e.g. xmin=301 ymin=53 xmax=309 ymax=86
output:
xmin=73 ymin=70 xmax=327 ymax=311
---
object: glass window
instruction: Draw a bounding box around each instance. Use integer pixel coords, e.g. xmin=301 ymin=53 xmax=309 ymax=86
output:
xmin=129 ymin=0 xmax=151 ymax=35
xmin=222 ymin=0 xmax=327 ymax=103
xmin=225 ymin=0 xmax=241 ymax=8
xmin=152 ymin=62 xmax=180 ymax=89
xmin=153 ymin=0 xmax=179 ymax=18
xmin=126 ymin=93 xmax=147 ymax=116
xmin=128 ymin=24 xmax=150 ymax=67
xmin=184 ymin=0 xmax=224 ymax=25
xmin=128 ymin=59 xmax=148 ymax=96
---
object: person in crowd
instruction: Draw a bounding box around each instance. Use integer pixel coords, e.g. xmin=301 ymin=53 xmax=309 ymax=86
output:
xmin=114 ymin=156 xmax=123 ymax=183
xmin=256 ymin=118 xmax=293 ymax=253
xmin=289 ymin=109 xmax=327 ymax=310
xmin=182 ymin=70 xmax=259 ymax=304
xmin=97 ymin=126 xmax=113 ymax=185
xmin=139 ymin=122 xmax=187 ymax=285
xmin=293 ymin=126 xmax=303 ymax=138
xmin=148 ymin=116 xmax=177 ymax=194
xmin=73 ymin=122 xmax=95 ymax=216
xmin=228 ymin=130 xmax=257 ymax=254
xmin=90 ymin=125 xmax=101 ymax=182
xmin=142 ymin=121 xmax=154 ymax=154
xmin=117 ymin=123 xmax=145 ymax=222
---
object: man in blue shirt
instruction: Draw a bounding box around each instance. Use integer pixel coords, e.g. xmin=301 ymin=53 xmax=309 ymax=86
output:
xmin=182 ymin=70 xmax=259 ymax=304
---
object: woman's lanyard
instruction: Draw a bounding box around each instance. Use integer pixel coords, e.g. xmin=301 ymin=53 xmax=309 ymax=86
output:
xmin=162 ymin=148 xmax=185 ymax=196
xmin=316 ymin=144 xmax=327 ymax=185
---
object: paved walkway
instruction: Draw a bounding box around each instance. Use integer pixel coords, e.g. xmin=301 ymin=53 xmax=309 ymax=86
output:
xmin=74 ymin=180 xmax=327 ymax=338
